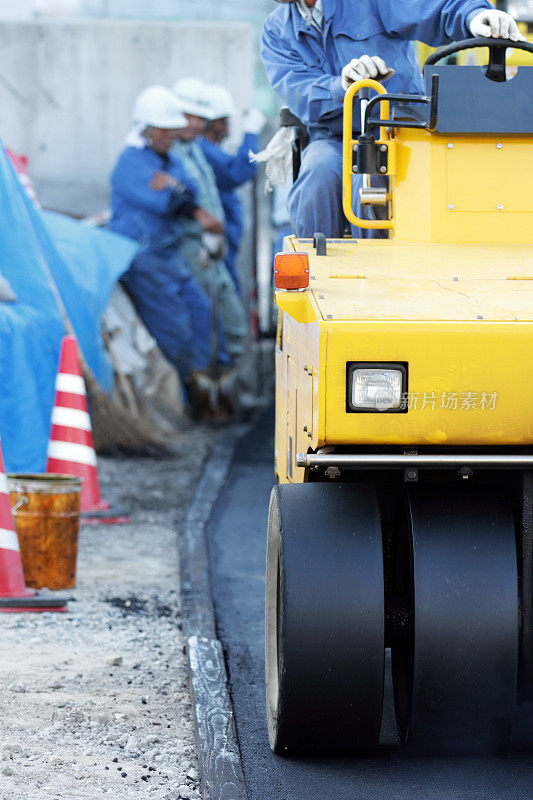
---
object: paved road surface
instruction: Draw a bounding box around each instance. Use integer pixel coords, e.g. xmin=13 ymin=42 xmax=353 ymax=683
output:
xmin=207 ymin=410 xmax=533 ymax=800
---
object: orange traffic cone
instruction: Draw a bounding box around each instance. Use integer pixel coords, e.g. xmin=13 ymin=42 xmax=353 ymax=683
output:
xmin=46 ymin=336 xmax=130 ymax=525
xmin=0 ymin=438 xmax=66 ymax=611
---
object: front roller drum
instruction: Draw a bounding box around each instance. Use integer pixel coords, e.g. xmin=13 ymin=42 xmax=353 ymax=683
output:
xmin=266 ymin=482 xmax=384 ymax=755
xmin=394 ymin=484 xmax=519 ymax=755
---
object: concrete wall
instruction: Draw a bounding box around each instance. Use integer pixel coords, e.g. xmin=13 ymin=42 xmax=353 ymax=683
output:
xmin=0 ymin=0 xmax=273 ymax=24
xmin=0 ymin=1 xmax=83 ymax=21
xmin=0 ymin=20 xmax=254 ymax=214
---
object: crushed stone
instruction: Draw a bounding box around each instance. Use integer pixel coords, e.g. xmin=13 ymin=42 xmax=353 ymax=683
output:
xmin=0 ymin=423 xmax=226 ymax=799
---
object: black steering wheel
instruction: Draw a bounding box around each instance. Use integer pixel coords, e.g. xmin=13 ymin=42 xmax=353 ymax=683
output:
xmin=425 ymin=36 xmax=533 ymax=82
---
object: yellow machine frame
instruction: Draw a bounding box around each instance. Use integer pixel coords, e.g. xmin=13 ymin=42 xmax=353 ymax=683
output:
xmin=274 ymin=77 xmax=533 ymax=484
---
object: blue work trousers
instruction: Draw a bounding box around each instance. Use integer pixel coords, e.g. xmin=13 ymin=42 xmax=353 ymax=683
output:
xmin=288 ymin=138 xmax=388 ymax=239
xmin=121 ymin=247 xmax=229 ymax=383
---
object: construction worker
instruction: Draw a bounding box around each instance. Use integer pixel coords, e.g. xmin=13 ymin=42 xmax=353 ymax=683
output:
xmin=172 ymin=78 xmax=247 ymax=363
xmin=109 ymin=85 xmax=229 ymax=391
xmin=199 ymin=84 xmax=266 ymax=295
xmin=262 ymin=1 xmax=524 ymax=238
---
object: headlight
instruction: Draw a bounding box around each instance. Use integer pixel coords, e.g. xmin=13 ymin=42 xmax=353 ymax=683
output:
xmin=347 ymin=363 xmax=407 ymax=412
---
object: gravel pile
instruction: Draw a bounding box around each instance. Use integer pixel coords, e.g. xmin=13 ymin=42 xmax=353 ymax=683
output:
xmin=0 ymin=424 xmax=224 ymax=800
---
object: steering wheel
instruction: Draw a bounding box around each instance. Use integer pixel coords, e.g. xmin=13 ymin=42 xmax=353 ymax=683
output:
xmin=425 ymin=37 xmax=533 ymax=82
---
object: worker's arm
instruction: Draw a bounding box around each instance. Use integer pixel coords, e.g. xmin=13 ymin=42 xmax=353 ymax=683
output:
xmin=261 ymin=23 xmax=344 ymax=127
xmin=375 ymin=0 xmax=493 ymax=46
xmin=111 ymin=149 xmax=198 ymax=217
xmin=200 ymin=134 xmax=259 ymax=192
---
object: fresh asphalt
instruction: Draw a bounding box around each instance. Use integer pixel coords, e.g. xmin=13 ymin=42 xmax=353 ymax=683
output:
xmin=206 ymin=409 xmax=533 ymax=800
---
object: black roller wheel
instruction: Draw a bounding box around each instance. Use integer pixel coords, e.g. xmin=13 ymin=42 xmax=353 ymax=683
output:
xmin=266 ymin=482 xmax=384 ymax=755
xmin=393 ymin=484 xmax=519 ymax=755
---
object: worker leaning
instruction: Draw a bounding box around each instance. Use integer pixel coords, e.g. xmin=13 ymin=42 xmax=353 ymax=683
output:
xmin=262 ymin=0 xmax=525 ymax=238
xmin=171 ymin=78 xmax=247 ymax=361
xmin=199 ymin=85 xmax=266 ymax=295
xmin=109 ymin=85 xmax=229 ymax=392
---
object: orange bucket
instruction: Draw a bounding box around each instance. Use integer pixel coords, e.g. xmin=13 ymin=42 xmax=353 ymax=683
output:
xmin=8 ymin=474 xmax=82 ymax=590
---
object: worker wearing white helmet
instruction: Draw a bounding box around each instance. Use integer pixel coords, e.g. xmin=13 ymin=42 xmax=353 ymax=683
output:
xmin=172 ymin=78 xmax=247 ymax=362
xmin=109 ymin=85 xmax=230 ymax=396
xmin=199 ymin=83 xmax=266 ymax=295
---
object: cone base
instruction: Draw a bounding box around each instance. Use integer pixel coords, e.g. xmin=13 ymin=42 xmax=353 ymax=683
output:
xmin=0 ymin=595 xmax=67 ymax=612
xmin=81 ymin=503 xmax=130 ymax=525
xmin=81 ymin=498 xmax=111 ymax=513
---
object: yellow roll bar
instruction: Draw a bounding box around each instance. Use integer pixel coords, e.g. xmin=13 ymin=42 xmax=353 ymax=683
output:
xmin=342 ymin=79 xmax=394 ymax=231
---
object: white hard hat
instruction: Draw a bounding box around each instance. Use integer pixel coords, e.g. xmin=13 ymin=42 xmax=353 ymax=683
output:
xmin=205 ymin=85 xmax=235 ymax=120
xmin=172 ymin=77 xmax=214 ymax=118
xmin=132 ymin=85 xmax=187 ymax=129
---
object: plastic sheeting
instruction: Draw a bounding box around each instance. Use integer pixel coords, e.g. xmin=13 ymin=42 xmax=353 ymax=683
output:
xmin=0 ymin=143 xmax=137 ymax=473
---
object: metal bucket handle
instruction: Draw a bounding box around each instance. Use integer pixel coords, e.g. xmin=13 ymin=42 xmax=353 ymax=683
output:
xmin=11 ymin=496 xmax=29 ymax=514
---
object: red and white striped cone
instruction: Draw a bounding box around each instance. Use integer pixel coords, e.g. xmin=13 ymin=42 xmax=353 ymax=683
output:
xmin=0 ymin=440 xmax=66 ymax=612
xmin=46 ymin=336 xmax=130 ymax=525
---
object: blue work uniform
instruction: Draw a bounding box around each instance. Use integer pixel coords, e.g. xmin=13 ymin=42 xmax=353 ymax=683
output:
xmin=172 ymin=139 xmax=247 ymax=361
xmin=199 ymin=133 xmax=259 ymax=294
xmin=110 ymin=145 xmax=228 ymax=381
xmin=261 ymin=0 xmax=491 ymax=237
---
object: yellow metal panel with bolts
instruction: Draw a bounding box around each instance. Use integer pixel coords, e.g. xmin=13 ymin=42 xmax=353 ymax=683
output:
xmin=446 ymin=140 xmax=533 ymax=212
xmin=394 ymin=132 xmax=533 ymax=244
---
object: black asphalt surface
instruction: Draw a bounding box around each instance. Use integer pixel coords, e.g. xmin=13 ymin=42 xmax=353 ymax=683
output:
xmin=206 ymin=410 xmax=533 ymax=800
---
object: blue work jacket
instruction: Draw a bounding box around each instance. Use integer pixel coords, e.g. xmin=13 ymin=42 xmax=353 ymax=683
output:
xmin=262 ymin=0 xmax=491 ymax=140
xmin=199 ymin=133 xmax=259 ymax=250
xmin=110 ymin=145 xmax=198 ymax=249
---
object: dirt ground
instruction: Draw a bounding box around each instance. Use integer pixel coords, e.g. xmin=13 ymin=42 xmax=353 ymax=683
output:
xmin=0 ymin=422 xmax=226 ymax=800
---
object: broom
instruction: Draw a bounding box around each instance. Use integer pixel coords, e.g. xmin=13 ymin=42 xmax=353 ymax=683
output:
xmin=22 ymin=199 xmax=172 ymax=455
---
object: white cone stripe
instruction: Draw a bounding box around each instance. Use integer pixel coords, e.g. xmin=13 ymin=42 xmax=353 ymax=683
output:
xmin=51 ymin=407 xmax=92 ymax=432
xmin=47 ymin=440 xmax=97 ymax=467
xmin=55 ymin=373 xmax=86 ymax=395
xmin=0 ymin=528 xmax=19 ymax=552
xmin=0 ymin=474 xmax=7 ymax=495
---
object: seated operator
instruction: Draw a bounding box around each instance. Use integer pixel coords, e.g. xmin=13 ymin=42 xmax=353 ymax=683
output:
xmin=109 ymin=85 xmax=229 ymax=394
xmin=261 ymin=0 xmax=524 ymax=238
xmin=199 ymin=84 xmax=266 ymax=295
xmin=172 ymin=77 xmax=247 ymax=363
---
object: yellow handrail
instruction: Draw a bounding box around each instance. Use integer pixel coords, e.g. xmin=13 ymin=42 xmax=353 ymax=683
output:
xmin=342 ymin=79 xmax=394 ymax=231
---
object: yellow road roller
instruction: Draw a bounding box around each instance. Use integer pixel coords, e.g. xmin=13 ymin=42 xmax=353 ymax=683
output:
xmin=266 ymin=37 xmax=533 ymax=758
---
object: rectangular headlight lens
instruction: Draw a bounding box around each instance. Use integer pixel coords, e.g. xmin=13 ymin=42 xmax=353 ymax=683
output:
xmin=351 ymin=368 xmax=403 ymax=411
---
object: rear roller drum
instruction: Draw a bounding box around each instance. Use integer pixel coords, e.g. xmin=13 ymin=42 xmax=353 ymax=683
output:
xmin=266 ymin=482 xmax=384 ymax=755
xmin=393 ymin=484 xmax=519 ymax=755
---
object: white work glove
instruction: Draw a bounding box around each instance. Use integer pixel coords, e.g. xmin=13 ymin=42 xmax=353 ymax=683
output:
xmin=242 ymin=108 xmax=266 ymax=135
xmin=469 ymin=8 xmax=526 ymax=41
xmin=249 ymin=127 xmax=293 ymax=191
xmin=341 ymin=55 xmax=395 ymax=91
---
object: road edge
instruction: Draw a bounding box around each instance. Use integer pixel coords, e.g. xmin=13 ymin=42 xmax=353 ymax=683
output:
xmin=180 ymin=427 xmax=250 ymax=800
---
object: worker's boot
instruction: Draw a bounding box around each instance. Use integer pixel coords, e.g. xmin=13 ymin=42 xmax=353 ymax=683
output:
xmin=217 ymin=366 xmax=239 ymax=420
xmin=186 ymin=369 xmax=218 ymax=421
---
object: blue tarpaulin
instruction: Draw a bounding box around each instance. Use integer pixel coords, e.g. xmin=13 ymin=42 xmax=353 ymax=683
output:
xmin=0 ymin=144 xmax=137 ymax=473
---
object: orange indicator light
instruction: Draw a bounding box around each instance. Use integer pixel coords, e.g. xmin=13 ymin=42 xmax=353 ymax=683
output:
xmin=274 ymin=252 xmax=310 ymax=290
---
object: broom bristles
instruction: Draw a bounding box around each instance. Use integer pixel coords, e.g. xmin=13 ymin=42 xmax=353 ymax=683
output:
xmin=84 ymin=368 xmax=173 ymax=456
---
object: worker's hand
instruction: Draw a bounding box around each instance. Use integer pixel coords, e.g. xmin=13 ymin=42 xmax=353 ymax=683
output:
xmin=243 ymin=108 xmax=266 ymax=135
xmin=341 ymin=55 xmax=395 ymax=91
xmin=151 ymin=172 xmax=179 ymax=191
xmin=469 ymin=9 xmax=526 ymax=41
xmin=194 ymin=207 xmax=225 ymax=235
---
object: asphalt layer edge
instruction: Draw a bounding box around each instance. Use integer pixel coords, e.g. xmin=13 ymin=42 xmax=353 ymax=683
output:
xmin=180 ymin=426 xmax=250 ymax=800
